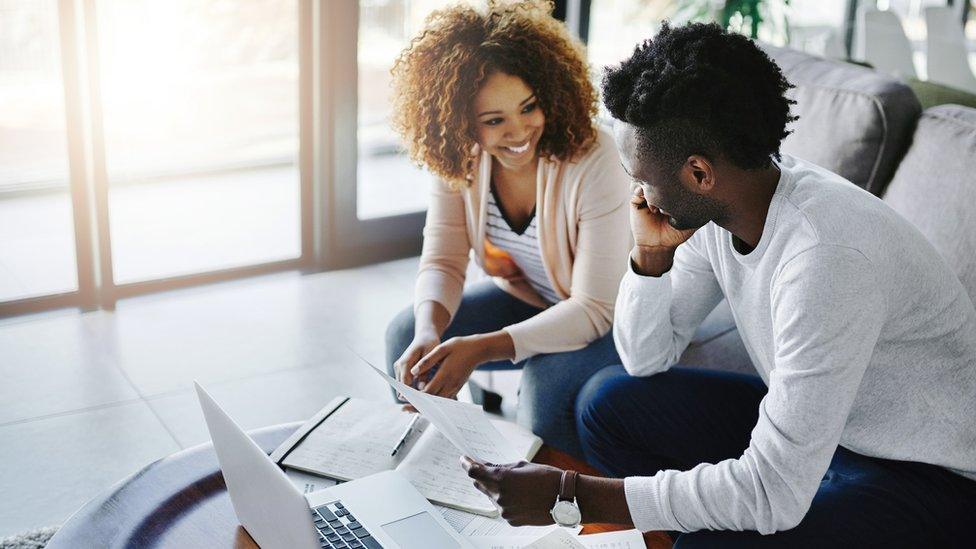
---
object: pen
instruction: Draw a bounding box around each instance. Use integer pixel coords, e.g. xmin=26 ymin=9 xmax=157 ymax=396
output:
xmin=391 ymin=414 xmax=421 ymax=456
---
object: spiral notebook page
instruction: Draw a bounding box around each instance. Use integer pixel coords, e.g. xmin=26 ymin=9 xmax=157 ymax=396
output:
xmin=280 ymin=398 xmax=418 ymax=480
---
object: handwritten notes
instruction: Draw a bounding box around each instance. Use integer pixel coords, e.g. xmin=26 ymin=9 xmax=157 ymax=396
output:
xmin=366 ymin=363 xmax=520 ymax=463
xmin=281 ymin=398 xmax=418 ymax=480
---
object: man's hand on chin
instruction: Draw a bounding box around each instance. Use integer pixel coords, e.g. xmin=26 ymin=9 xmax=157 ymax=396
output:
xmin=629 ymin=187 xmax=697 ymax=277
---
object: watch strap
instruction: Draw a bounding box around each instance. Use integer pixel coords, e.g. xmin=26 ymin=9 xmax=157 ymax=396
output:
xmin=559 ymin=470 xmax=578 ymax=502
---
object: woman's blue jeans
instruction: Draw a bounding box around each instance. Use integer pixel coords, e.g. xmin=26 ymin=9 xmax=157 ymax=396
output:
xmin=385 ymin=280 xmax=619 ymax=458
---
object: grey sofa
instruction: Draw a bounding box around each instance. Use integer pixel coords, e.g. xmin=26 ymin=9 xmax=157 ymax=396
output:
xmin=681 ymin=45 xmax=976 ymax=375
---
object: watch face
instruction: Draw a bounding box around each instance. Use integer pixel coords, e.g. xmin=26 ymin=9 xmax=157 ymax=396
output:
xmin=551 ymin=500 xmax=581 ymax=526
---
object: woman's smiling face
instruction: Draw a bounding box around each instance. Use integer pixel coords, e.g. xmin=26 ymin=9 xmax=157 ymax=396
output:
xmin=473 ymin=71 xmax=546 ymax=172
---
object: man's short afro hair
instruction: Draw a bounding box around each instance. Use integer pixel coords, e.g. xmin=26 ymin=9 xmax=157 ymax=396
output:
xmin=602 ymin=22 xmax=797 ymax=171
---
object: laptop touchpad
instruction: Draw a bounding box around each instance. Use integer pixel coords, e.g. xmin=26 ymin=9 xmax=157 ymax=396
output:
xmin=382 ymin=511 xmax=458 ymax=549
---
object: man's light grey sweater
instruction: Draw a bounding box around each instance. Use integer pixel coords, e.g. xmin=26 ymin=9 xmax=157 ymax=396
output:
xmin=615 ymin=154 xmax=976 ymax=534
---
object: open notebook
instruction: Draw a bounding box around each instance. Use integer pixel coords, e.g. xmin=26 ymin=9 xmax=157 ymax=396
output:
xmin=272 ymin=397 xmax=543 ymax=517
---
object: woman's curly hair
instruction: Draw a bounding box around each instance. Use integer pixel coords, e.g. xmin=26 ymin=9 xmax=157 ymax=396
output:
xmin=391 ymin=0 xmax=598 ymax=188
xmin=602 ymin=22 xmax=797 ymax=171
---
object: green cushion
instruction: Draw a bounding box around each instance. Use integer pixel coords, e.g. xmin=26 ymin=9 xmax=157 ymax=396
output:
xmin=908 ymin=78 xmax=976 ymax=110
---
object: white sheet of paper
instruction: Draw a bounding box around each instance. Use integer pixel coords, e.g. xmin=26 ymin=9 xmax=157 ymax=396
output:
xmin=402 ymin=428 xmax=499 ymax=515
xmin=437 ymin=505 xmax=581 ymax=537
xmin=403 ymin=418 xmax=545 ymax=516
xmin=470 ymin=529 xmax=645 ymax=549
xmin=523 ymin=529 xmax=587 ymax=549
xmin=284 ymin=468 xmax=338 ymax=495
xmin=468 ymin=538 xmax=527 ymax=549
xmin=574 ymin=529 xmax=645 ymax=548
xmin=407 ymin=418 xmax=544 ymax=516
xmin=366 ymin=363 xmax=520 ymax=463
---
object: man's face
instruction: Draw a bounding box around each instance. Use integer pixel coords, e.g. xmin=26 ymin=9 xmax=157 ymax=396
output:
xmin=612 ymin=120 xmax=724 ymax=231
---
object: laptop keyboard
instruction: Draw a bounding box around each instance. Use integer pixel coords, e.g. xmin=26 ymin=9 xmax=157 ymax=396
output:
xmin=311 ymin=501 xmax=383 ymax=549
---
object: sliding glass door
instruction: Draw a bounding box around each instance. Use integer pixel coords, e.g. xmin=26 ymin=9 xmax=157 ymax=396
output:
xmin=1 ymin=0 xmax=314 ymax=315
xmin=322 ymin=0 xmax=481 ymax=266
xmin=94 ymin=0 xmax=302 ymax=285
xmin=356 ymin=0 xmax=459 ymax=221
xmin=0 ymin=0 xmax=78 ymax=304
xmin=6 ymin=0 xmax=517 ymax=316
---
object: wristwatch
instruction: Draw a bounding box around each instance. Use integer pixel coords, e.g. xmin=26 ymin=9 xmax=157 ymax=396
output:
xmin=550 ymin=470 xmax=582 ymax=527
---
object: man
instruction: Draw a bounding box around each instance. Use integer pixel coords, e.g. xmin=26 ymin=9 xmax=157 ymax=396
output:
xmin=463 ymin=22 xmax=976 ymax=546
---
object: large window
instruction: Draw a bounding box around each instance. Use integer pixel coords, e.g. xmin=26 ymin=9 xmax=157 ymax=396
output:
xmin=587 ymin=0 xmax=676 ymax=71
xmin=785 ymin=0 xmax=850 ymax=57
xmin=0 ymin=0 xmax=77 ymax=302
xmin=96 ymin=0 xmax=302 ymax=283
xmin=586 ymin=0 xmax=856 ymax=66
xmin=356 ymin=0 xmax=479 ymax=220
xmin=4 ymin=1 xmax=489 ymax=316
xmin=872 ymin=0 xmax=975 ymax=80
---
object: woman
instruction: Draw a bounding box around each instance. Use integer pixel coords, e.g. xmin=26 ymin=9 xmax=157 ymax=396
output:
xmin=385 ymin=0 xmax=631 ymax=457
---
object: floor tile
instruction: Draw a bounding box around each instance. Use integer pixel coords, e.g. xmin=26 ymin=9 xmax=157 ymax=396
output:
xmin=300 ymin=262 xmax=414 ymax=322
xmin=147 ymin=363 xmax=391 ymax=449
xmin=368 ymin=256 xmax=420 ymax=290
xmin=296 ymin=263 xmax=415 ymax=369
xmin=0 ymin=401 xmax=180 ymax=538
xmin=106 ymin=272 xmax=317 ymax=396
xmin=0 ymin=312 xmax=138 ymax=424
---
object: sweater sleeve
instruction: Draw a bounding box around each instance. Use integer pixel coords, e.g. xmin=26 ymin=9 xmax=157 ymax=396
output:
xmin=503 ymin=142 xmax=632 ymax=362
xmin=613 ymin=232 xmax=725 ymax=377
xmin=414 ymin=179 xmax=471 ymax=320
xmin=624 ymin=245 xmax=885 ymax=534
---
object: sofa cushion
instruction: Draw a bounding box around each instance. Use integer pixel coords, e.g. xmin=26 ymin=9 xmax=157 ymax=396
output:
xmin=762 ymin=44 xmax=921 ymax=196
xmin=681 ymin=300 xmax=754 ymax=375
xmin=680 ymin=327 xmax=756 ymax=376
xmin=882 ymin=105 xmax=976 ymax=300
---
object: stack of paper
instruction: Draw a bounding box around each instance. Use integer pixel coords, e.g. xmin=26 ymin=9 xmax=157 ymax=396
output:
xmin=473 ymin=528 xmax=645 ymax=549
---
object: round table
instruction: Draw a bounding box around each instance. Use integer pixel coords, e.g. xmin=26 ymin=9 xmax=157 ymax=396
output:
xmin=46 ymin=423 xmax=669 ymax=548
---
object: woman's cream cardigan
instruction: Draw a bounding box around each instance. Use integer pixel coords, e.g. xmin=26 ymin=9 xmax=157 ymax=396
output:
xmin=414 ymin=129 xmax=633 ymax=362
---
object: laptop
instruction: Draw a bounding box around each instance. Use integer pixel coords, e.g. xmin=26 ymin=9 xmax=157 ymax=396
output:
xmin=195 ymin=382 xmax=472 ymax=549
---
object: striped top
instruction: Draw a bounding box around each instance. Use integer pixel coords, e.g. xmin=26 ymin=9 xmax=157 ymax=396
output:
xmin=484 ymin=189 xmax=560 ymax=305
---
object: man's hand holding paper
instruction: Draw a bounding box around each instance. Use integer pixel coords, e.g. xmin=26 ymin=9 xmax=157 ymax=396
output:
xmin=461 ymin=458 xmax=564 ymax=526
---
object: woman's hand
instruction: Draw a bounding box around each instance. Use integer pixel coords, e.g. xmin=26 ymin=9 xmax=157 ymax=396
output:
xmin=410 ymin=331 xmax=514 ymax=399
xmin=394 ymin=330 xmax=440 ymax=392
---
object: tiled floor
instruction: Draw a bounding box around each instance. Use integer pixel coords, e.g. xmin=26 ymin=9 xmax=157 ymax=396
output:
xmin=0 ymin=256 xmax=518 ymax=538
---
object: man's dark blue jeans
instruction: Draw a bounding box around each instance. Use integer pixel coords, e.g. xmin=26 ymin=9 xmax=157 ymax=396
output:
xmin=576 ymin=365 xmax=976 ymax=547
